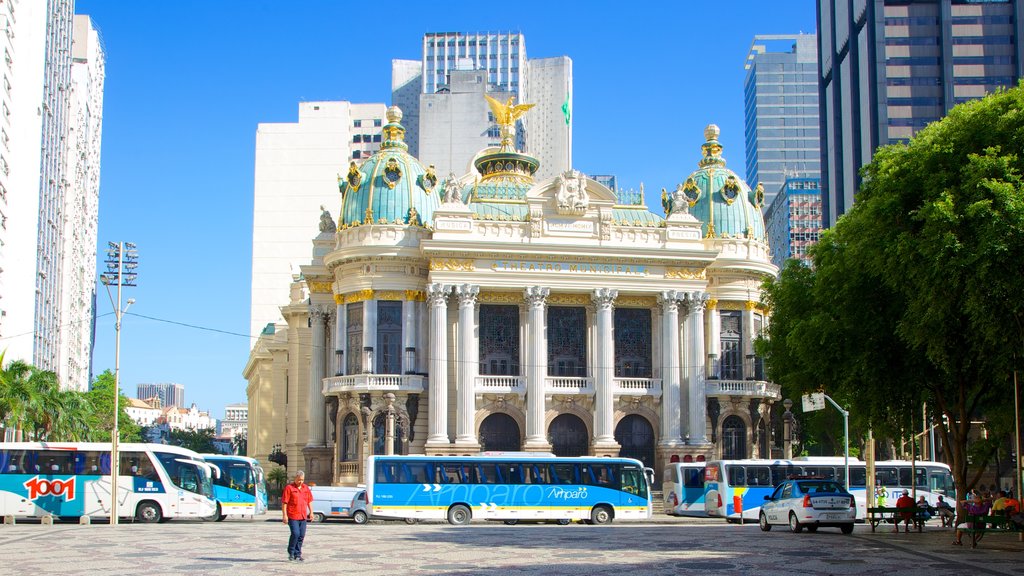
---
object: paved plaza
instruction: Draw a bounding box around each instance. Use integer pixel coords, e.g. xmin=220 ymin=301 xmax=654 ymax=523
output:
xmin=2 ymin=516 xmax=1022 ymax=575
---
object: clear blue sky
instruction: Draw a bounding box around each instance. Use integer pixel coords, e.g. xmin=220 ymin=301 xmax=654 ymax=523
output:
xmin=77 ymin=0 xmax=817 ymax=419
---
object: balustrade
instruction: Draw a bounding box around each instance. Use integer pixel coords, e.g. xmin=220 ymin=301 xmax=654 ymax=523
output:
xmin=322 ymin=374 xmax=426 ymax=394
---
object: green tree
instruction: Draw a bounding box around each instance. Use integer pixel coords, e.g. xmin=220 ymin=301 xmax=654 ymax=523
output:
xmin=168 ymin=427 xmax=216 ymax=453
xmin=85 ymin=370 xmax=141 ymax=442
xmin=231 ymin=431 xmax=247 ymax=456
xmin=0 ymin=354 xmax=44 ymax=440
xmin=761 ymin=84 xmax=1024 ymax=496
xmin=267 ymin=465 xmax=288 ymax=495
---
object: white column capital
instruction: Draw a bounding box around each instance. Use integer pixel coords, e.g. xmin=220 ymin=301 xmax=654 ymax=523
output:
xmin=657 ymin=290 xmax=682 ymax=312
xmin=310 ymin=304 xmax=333 ymax=322
xmin=685 ymin=291 xmax=710 ymax=315
xmin=426 ymin=283 xmax=450 ymax=307
xmin=454 ymin=284 xmax=480 ymax=307
xmin=591 ymin=288 xmax=618 ymax=310
xmin=523 ymin=286 xmax=550 ymax=308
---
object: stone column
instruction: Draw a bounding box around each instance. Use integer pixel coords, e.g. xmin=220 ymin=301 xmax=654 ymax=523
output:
xmin=592 ymin=288 xmax=619 ymax=452
xmin=707 ymin=300 xmax=720 ymax=377
xmin=335 ymin=301 xmax=346 ymax=376
xmin=523 ymin=286 xmax=551 ymax=450
xmin=743 ymin=301 xmax=757 ymax=378
xmin=658 ymin=291 xmax=683 ymax=447
xmin=306 ymin=305 xmax=330 ymax=447
xmin=403 ymin=299 xmax=417 ymax=374
xmin=425 ymin=284 xmax=450 ymax=448
xmin=362 ymin=300 xmax=378 ymax=372
xmin=454 ymin=284 xmax=480 ymax=448
xmin=686 ymin=291 xmax=710 ymax=445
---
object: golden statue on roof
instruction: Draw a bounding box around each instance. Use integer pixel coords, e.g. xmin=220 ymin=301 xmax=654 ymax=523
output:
xmin=484 ymin=94 xmax=536 ymax=151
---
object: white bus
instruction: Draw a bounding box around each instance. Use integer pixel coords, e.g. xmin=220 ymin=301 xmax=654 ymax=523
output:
xmin=0 ymin=442 xmax=218 ymax=523
xmin=704 ymin=457 xmax=956 ymax=522
xmin=663 ymin=462 xmax=707 ymax=517
xmin=367 ymin=454 xmax=652 ymax=525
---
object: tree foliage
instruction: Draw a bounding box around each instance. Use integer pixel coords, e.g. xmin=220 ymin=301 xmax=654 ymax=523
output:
xmin=168 ymin=427 xmax=217 ymax=453
xmin=85 ymin=370 xmax=142 ymax=443
xmin=761 ymin=84 xmax=1024 ymax=495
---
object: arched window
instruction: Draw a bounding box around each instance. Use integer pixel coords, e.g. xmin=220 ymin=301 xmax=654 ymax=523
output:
xmin=722 ymin=415 xmax=747 ymax=460
xmin=341 ymin=414 xmax=359 ymax=462
xmin=615 ymin=414 xmax=655 ymax=468
xmin=479 ymin=413 xmax=521 ymax=452
xmin=549 ymin=414 xmax=588 ymax=457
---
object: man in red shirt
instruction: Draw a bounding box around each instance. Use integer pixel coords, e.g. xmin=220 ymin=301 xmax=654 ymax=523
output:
xmin=894 ymin=489 xmax=915 ymax=533
xmin=282 ymin=470 xmax=314 ymax=561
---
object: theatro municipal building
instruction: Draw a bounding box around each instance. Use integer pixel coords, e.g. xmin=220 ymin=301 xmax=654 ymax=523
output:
xmin=244 ymin=102 xmax=781 ymax=487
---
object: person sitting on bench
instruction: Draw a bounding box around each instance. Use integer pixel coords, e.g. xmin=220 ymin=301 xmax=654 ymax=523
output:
xmin=953 ymin=491 xmax=990 ymax=545
xmin=934 ymin=495 xmax=955 ymax=527
xmin=894 ymin=489 xmax=915 ymax=533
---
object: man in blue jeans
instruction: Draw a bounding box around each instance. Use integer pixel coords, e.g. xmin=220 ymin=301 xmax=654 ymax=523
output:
xmin=281 ymin=470 xmax=314 ymax=561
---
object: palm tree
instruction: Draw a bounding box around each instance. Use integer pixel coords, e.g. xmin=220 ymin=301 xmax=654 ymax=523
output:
xmin=0 ymin=354 xmax=42 ymax=441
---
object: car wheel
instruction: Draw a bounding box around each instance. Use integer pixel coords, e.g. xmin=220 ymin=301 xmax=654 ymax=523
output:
xmin=447 ymin=504 xmax=471 ymax=525
xmin=806 ymin=525 xmax=818 ymax=533
xmin=840 ymin=523 xmax=854 ymax=535
xmin=135 ymin=502 xmax=162 ymax=524
xmin=590 ymin=505 xmax=613 ymax=525
xmin=759 ymin=513 xmax=772 ymax=532
xmin=788 ymin=512 xmax=803 ymax=533
xmin=312 ymin=512 xmax=325 ymax=523
xmin=353 ymin=510 xmax=368 ymax=525
xmin=503 ymin=519 xmax=519 ymax=525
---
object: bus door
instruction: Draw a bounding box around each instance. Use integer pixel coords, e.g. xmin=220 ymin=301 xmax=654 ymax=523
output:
xmin=172 ymin=460 xmax=203 ymax=516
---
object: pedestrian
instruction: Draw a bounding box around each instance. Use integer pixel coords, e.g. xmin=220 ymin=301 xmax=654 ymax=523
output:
xmin=282 ymin=470 xmax=314 ymax=562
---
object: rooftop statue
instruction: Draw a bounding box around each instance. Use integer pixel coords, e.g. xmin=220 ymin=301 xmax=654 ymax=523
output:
xmin=484 ymin=94 xmax=536 ymax=151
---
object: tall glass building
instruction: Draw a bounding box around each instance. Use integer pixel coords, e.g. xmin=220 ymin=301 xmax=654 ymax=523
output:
xmin=743 ymin=34 xmax=820 ymax=208
xmin=764 ymin=177 xmax=823 ymax=270
xmin=818 ymin=0 xmax=1024 ymax=228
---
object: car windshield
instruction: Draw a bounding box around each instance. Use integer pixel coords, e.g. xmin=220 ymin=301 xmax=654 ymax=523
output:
xmin=796 ymin=481 xmax=844 ymax=494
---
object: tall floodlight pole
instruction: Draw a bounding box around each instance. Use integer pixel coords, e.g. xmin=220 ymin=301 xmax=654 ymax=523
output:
xmin=100 ymin=241 xmax=137 ymax=526
xmin=802 ymin=392 xmax=850 ymax=489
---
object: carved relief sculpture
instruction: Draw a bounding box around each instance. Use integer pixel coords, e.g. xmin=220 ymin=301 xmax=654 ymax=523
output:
xmin=555 ymin=169 xmax=589 ymax=215
xmin=442 ymin=172 xmax=465 ymax=204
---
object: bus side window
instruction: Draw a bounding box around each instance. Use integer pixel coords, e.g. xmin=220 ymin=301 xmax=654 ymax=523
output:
xmin=748 ymin=466 xmax=770 ymax=486
xmin=727 ymin=465 xmax=746 ymax=487
xmin=876 ymin=467 xmax=897 ymax=487
xmin=849 ymin=467 xmax=867 ymax=487
xmin=898 ymin=467 xmax=912 ymax=487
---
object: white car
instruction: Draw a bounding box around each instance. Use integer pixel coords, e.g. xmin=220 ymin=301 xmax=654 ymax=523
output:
xmin=759 ymin=478 xmax=856 ymax=534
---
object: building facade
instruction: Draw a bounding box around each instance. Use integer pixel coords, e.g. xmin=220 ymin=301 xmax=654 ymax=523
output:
xmin=743 ymin=34 xmax=820 ymax=208
xmin=125 ymin=397 xmax=161 ymax=427
xmin=250 ymin=101 xmax=388 ymax=340
xmin=221 ymin=403 xmax=248 ymax=438
xmin=245 ymin=104 xmax=780 ymax=487
xmin=817 ymin=0 xmax=1024 ymax=227
xmin=764 ymin=177 xmax=822 ymax=269
xmin=136 ymin=382 xmax=185 ymax=409
xmin=393 ymin=32 xmax=571 ymax=182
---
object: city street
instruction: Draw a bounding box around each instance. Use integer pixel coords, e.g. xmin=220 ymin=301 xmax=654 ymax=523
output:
xmin=2 ymin=517 xmax=1022 ymax=575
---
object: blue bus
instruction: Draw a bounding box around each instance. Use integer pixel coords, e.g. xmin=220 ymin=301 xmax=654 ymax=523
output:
xmin=0 ymin=442 xmax=217 ymax=522
xmin=367 ymin=454 xmax=652 ymax=525
xmin=201 ymin=454 xmax=268 ymax=520
xmin=704 ymin=457 xmax=956 ymax=522
xmin=663 ymin=462 xmax=707 ymax=517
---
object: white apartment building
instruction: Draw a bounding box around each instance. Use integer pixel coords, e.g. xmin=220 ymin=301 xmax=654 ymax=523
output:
xmin=250 ymin=101 xmax=387 ymax=340
xmin=58 ymin=15 xmax=104 ymax=391
xmin=393 ymin=32 xmax=571 ymax=182
xmin=220 ymin=402 xmax=248 ymax=438
xmin=161 ymin=403 xmax=217 ymax=432
xmin=125 ymin=397 xmax=161 ymax=427
xmin=0 ymin=0 xmax=47 ymax=366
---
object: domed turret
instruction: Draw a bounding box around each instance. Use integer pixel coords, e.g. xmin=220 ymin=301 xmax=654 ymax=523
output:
xmin=338 ymin=106 xmax=441 ymax=228
xmin=677 ymin=125 xmax=767 ymax=241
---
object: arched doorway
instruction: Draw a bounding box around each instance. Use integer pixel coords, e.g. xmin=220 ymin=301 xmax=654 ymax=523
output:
xmin=615 ymin=414 xmax=655 ymax=469
xmin=479 ymin=413 xmax=521 ymax=452
xmin=341 ymin=413 xmax=359 ymax=461
xmin=722 ymin=415 xmax=746 ymax=460
xmin=549 ymin=414 xmax=588 ymax=457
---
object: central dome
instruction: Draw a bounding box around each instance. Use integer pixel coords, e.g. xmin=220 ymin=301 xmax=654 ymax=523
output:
xmin=338 ymin=106 xmax=441 ymax=228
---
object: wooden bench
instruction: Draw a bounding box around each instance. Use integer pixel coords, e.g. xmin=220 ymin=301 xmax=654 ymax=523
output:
xmin=956 ymin=514 xmax=1024 ymax=549
xmin=867 ymin=506 xmax=927 ymax=532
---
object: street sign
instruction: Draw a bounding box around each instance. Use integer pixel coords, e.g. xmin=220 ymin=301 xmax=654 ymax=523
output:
xmin=802 ymin=392 xmax=825 ymax=412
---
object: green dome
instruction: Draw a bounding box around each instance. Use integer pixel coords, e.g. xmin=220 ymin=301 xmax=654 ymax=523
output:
xmin=338 ymin=106 xmax=441 ymax=228
xmin=677 ymin=125 xmax=767 ymax=241
xmin=449 ymin=137 xmax=539 ymax=222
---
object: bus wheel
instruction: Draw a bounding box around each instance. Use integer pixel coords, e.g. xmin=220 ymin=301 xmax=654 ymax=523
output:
xmin=404 ymin=518 xmax=418 ymax=525
xmin=503 ymin=519 xmax=519 ymax=525
xmin=556 ymin=519 xmax=571 ymax=526
xmin=136 ymin=502 xmax=162 ymax=524
xmin=590 ymin=506 xmax=612 ymax=525
xmin=312 ymin=512 xmax=325 ymax=523
xmin=216 ymin=514 xmax=226 ymax=522
xmin=353 ymin=510 xmax=368 ymax=525
xmin=447 ymin=504 xmax=472 ymax=525
xmin=202 ymin=504 xmax=221 ymax=522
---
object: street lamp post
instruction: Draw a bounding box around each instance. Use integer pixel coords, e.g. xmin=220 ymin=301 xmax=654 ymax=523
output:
xmin=100 ymin=241 xmax=137 ymax=526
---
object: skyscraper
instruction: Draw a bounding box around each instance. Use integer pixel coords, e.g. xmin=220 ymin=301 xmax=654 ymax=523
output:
xmin=137 ymin=382 xmax=185 ymax=409
xmin=764 ymin=177 xmax=823 ymax=270
xmin=392 ymin=32 xmax=571 ymax=181
xmin=817 ymin=0 xmax=1024 ymax=228
xmin=743 ymin=34 xmax=820 ymax=207
xmin=250 ymin=101 xmax=387 ymax=339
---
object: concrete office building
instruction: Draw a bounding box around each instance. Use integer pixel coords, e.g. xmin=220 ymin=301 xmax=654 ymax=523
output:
xmin=764 ymin=177 xmax=823 ymax=269
xmin=137 ymin=382 xmax=185 ymax=409
xmin=250 ymin=101 xmax=387 ymax=340
xmin=817 ymin=0 xmax=1024 ymax=227
xmin=392 ymin=32 xmax=571 ymax=181
xmin=743 ymin=34 xmax=820 ymax=208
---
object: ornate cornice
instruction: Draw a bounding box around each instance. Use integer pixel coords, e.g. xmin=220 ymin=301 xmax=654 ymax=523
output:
xmin=405 ymin=290 xmax=426 ymax=302
xmin=430 ymin=258 xmax=475 ymax=272
xmin=308 ymin=280 xmax=334 ymax=294
xmin=478 ymin=292 xmax=523 ymax=305
xmin=375 ymin=290 xmax=405 ymax=301
xmin=718 ymin=300 xmax=745 ymax=311
xmin=547 ymin=294 xmax=591 ymax=306
xmin=744 ymin=300 xmax=759 ymax=311
xmin=344 ymin=289 xmax=375 ymax=303
xmin=617 ymin=295 xmax=656 ymax=308
xmin=665 ymin=267 xmax=707 ymax=280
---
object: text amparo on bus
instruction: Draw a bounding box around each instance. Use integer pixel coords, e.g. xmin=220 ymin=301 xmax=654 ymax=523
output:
xmin=703 ymin=457 xmax=956 ymax=522
xmin=0 ymin=442 xmax=218 ymax=523
xmin=366 ymin=454 xmax=652 ymax=525
xmin=200 ymin=454 xmax=268 ymax=520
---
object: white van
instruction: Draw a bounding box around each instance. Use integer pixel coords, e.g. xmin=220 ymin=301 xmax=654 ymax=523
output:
xmin=309 ymin=486 xmax=368 ymax=524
